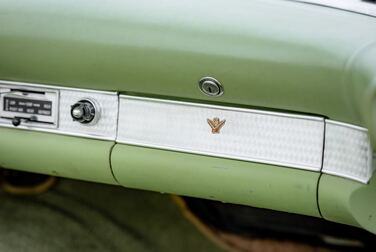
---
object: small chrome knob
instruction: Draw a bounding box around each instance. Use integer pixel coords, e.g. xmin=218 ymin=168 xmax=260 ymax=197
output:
xmin=11 ymin=117 xmax=21 ymax=127
xmin=70 ymin=99 xmax=99 ymax=124
xmin=71 ymin=106 xmax=84 ymax=119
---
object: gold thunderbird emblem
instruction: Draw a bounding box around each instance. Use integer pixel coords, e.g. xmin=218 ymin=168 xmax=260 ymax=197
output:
xmin=207 ymin=117 xmax=226 ymax=134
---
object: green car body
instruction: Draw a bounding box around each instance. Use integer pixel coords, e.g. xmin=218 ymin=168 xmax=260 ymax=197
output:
xmin=1 ymin=0 xmax=376 ymax=234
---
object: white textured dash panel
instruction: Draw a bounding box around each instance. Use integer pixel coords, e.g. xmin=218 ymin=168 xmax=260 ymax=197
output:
xmin=117 ymin=96 xmax=325 ymax=171
xmin=323 ymin=120 xmax=374 ymax=183
xmin=59 ymin=90 xmax=118 ymax=139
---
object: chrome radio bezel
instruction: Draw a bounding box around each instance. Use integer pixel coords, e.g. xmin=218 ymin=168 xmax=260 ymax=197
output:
xmin=0 ymin=85 xmax=59 ymax=128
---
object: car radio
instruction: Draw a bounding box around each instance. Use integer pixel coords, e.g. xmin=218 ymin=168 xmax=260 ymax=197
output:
xmin=0 ymin=86 xmax=59 ymax=128
xmin=0 ymin=81 xmax=118 ymax=140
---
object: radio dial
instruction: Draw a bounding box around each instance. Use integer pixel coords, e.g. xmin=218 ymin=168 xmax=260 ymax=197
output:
xmin=70 ymin=99 xmax=99 ymax=124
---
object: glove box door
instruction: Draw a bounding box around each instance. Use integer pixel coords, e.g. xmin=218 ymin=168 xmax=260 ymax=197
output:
xmin=111 ymin=95 xmax=323 ymax=217
xmin=111 ymin=144 xmax=321 ymax=217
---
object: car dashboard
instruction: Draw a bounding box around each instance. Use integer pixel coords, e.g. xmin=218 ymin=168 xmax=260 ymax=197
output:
xmin=1 ymin=0 xmax=376 ymax=235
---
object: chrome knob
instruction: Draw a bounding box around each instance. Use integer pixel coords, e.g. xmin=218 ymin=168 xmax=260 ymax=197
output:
xmin=71 ymin=106 xmax=84 ymax=119
xmin=70 ymin=99 xmax=99 ymax=124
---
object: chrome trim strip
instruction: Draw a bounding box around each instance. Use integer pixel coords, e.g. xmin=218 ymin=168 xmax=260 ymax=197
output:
xmin=325 ymin=119 xmax=369 ymax=132
xmin=0 ymin=80 xmax=116 ymax=95
xmin=0 ymin=123 xmax=115 ymax=141
xmin=118 ymin=95 xmax=324 ymax=122
xmin=117 ymin=95 xmax=325 ymax=171
xmin=288 ymin=0 xmax=376 ymax=17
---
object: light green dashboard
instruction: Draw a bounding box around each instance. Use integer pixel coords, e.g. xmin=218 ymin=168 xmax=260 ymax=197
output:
xmin=1 ymin=0 xmax=376 ymax=234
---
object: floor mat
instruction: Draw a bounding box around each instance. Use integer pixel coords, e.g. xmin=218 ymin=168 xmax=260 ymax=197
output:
xmin=0 ymin=179 xmax=223 ymax=252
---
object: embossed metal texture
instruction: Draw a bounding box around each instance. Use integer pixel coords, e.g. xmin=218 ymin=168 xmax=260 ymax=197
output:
xmin=117 ymin=95 xmax=325 ymax=171
xmin=59 ymin=90 xmax=117 ymax=139
xmin=323 ymin=120 xmax=374 ymax=183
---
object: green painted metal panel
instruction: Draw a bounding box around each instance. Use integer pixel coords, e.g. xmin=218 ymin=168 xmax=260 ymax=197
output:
xmin=345 ymin=44 xmax=376 ymax=145
xmin=111 ymin=144 xmax=321 ymax=217
xmin=0 ymin=127 xmax=117 ymax=185
xmin=1 ymin=0 xmax=376 ymax=127
xmin=318 ymin=174 xmax=376 ymax=233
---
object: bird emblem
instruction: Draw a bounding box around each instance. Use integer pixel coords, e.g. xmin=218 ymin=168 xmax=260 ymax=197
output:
xmin=207 ymin=117 xmax=226 ymax=134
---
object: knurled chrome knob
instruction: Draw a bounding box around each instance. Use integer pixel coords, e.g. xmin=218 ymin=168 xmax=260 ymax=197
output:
xmin=70 ymin=99 xmax=99 ymax=124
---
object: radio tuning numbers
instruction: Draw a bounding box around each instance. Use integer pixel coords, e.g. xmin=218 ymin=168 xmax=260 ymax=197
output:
xmin=0 ymin=88 xmax=58 ymax=128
